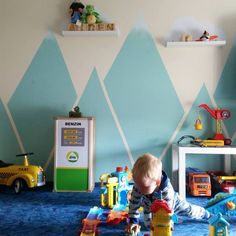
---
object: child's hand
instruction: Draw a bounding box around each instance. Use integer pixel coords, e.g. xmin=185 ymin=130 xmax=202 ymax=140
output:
xmin=125 ymin=223 xmax=141 ymax=236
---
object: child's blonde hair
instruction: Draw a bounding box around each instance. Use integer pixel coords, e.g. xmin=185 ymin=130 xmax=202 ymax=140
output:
xmin=132 ymin=153 xmax=162 ymax=182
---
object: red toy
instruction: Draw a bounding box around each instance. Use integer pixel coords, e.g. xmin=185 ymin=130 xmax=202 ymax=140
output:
xmin=196 ymin=31 xmax=219 ymax=41
xmin=79 ymin=206 xmax=128 ymax=236
xmin=208 ymin=171 xmax=236 ymax=195
xmin=198 ymin=104 xmax=231 ymax=145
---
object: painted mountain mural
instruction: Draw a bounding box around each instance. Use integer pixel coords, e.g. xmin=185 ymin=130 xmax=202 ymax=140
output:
xmin=79 ymin=69 xmax=131 ymax=180
xmin=214 ymin=41 xmax=236 ymax=137
xmin=8 ymin=33 xmax=77 ymax=179
xmin=162 ymin=85 xmax=223 ymax=174
xmin=0 ymin=98 xmax=21 ymax=163
xmin=105 ymin=27 xmax=184 ymax=162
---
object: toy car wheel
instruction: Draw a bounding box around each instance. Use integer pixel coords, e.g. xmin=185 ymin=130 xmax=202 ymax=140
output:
xmin=13 ymin=179 xmax=23 ymax=194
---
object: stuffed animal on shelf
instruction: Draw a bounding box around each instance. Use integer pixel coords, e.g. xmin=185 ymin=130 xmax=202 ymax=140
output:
xmin=69 ymin=0 xmax=85 ymax=24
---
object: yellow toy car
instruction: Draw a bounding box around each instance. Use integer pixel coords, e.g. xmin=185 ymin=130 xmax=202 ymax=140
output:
xmin=0 ymin=152 xmax=45 ymax=194
xmin=192 ymin=138 xmax=224 ymax=147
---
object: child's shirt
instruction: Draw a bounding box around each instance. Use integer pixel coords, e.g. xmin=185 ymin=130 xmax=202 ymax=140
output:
xmin=128 ymin=171 xmax=209 ymax=226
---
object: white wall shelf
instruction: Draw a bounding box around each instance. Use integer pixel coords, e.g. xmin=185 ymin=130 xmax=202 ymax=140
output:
xmin=166 ymin=40 xmax=226 ymax=47
xmin=62 ymin=28 xmax=120 ymax=37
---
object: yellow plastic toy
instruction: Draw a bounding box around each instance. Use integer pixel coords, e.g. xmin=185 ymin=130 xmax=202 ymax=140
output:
xmin=100 ymin=167 xmax=133 ymax=209
xmin=100 ymin=173 xmax=118 ymax=208
xmin=150 ymin=199 xmax=174 ymax=236
xmin=0 ymin=152 xmax=45 ymax=194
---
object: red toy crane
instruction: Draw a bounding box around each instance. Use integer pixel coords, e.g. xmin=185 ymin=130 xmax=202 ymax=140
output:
xmin=196 ymin=104 xmax=231 ymax=145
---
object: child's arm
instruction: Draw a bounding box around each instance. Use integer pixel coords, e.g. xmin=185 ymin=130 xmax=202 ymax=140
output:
xmin=128 ymin=185 xmax=143 ymax=224
xmin=162 ymin=179 xmax=210 ymax=220
xmin=161 ymin=178 xmax=176 ymax=209
xmin=125 ymin=223 xmax=141 ymax=236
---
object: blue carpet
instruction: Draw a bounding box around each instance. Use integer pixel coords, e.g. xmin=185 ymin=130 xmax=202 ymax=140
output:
xmin=0 ymin=183 xmax=235 ymax=236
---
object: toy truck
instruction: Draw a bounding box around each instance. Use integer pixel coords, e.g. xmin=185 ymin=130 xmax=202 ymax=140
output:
xmin=187 ymin=172 xmax=211 ymax=196
xmin=217 ymin=176 xmax=236 ymax=194
xmin=207 ymin=171 xmax=236 ymax=195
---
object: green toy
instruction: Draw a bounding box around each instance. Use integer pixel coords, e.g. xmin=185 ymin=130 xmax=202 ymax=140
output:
xmin=81 ymin=5 xmax=102 ymax=24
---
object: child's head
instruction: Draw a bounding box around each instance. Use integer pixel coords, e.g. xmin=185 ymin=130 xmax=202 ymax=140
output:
xmin=132 ymin=153 xmax=162 ymax=195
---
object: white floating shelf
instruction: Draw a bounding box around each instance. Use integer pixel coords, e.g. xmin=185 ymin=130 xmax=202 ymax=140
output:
xmin=62 ymin=28 xmax=120 ymax=37
xmin=166 ymin=40 xmax=226 ymax=47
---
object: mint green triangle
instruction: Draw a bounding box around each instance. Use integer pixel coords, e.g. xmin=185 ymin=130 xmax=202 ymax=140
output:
xmin=105 ymin=27 xmax=184 ymax=163
xmin=8 ymin=33 xmax=77 ymax=176
xmin=163 ymin=85 xmax=223 ymax=173
xmin=214 ymin=41 xmax=236 ymax=137
xmin=79 ymin=69 xmax=131 ymax=180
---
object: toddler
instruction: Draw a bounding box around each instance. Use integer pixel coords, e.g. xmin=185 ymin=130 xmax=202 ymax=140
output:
xmin=126 ymin=153 xmax=210 ymax=234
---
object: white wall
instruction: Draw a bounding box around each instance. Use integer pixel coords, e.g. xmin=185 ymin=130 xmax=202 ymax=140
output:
xmin=1 ymin=0 xmax=236 ymax=109
xmin=1 ymin=0 xmax=236 ymax=179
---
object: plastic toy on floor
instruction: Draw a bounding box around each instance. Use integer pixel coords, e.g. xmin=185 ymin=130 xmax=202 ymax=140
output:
xmin=100 ymin=166 xmax=133 ymax=209
xmin=205 ymin=192 xmax=236 ymax=216
xmin=79 ymin=206 xmax=128 ymax=236
xmin=186 ymin=168 xmax=211 ymax=196
xmin=209 ymin=171 xmax=236 ymax=194
xmin=150 ymin=198 xmax=177 ymax=236
xmin=209 ymin=213 xmax=230 ymax=236
xmin=125 ymin=224 xmax=141 ymax=236
xmin=140 ymin=198 xmax=177 ymax=236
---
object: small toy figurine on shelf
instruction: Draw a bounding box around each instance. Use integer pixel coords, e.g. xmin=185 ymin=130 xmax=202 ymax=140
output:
xmin=69 ymin=106 xmax=82 ymax=117
xmin=81 ymin=4 xmax=102 ymax=24
xmin=196 ymin=30 xmax=218 ymax=41
xmin=181 ymin=34 xmax=193 ymax=42
xmin=69 ymin=0 xmax=85 ymax=24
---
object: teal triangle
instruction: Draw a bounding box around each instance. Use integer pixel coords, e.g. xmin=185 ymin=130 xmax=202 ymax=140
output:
xmin=163 ymin=85 xmax=223 ymax=173
xmin=214 ymin=40 xmax=236 ymax=137
xmin=0 ymin=99 xmax=21 ymax=163
xmin=45 ymin=158 xmax=54 ymax=182
xmin=161 ymin=148 xmax=172 ymax=178
xmin=8 ymin=33 xmax=77 ymax=178
xmin=79 ymin=69 xmax=131 ymax=180
xmin=105 ymin=27 xmax=184 ymax=162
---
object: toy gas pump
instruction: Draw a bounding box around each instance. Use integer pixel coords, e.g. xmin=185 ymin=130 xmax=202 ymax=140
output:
xmin=195 ymin=104 xmax=231 ymax=145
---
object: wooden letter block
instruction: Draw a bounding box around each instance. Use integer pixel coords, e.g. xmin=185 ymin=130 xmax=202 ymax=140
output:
xmin=98 ymin=23 xmax=106 ymax=31
xmin=88 ymin=24 xmax=96 ymax=31
xmin=81 ymin=24 xmax=88 ymax=31
xmin=68 ymin=24 xmax=78 ymax=31
xmin=106 ymin=23 xmax=115 ymax=31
